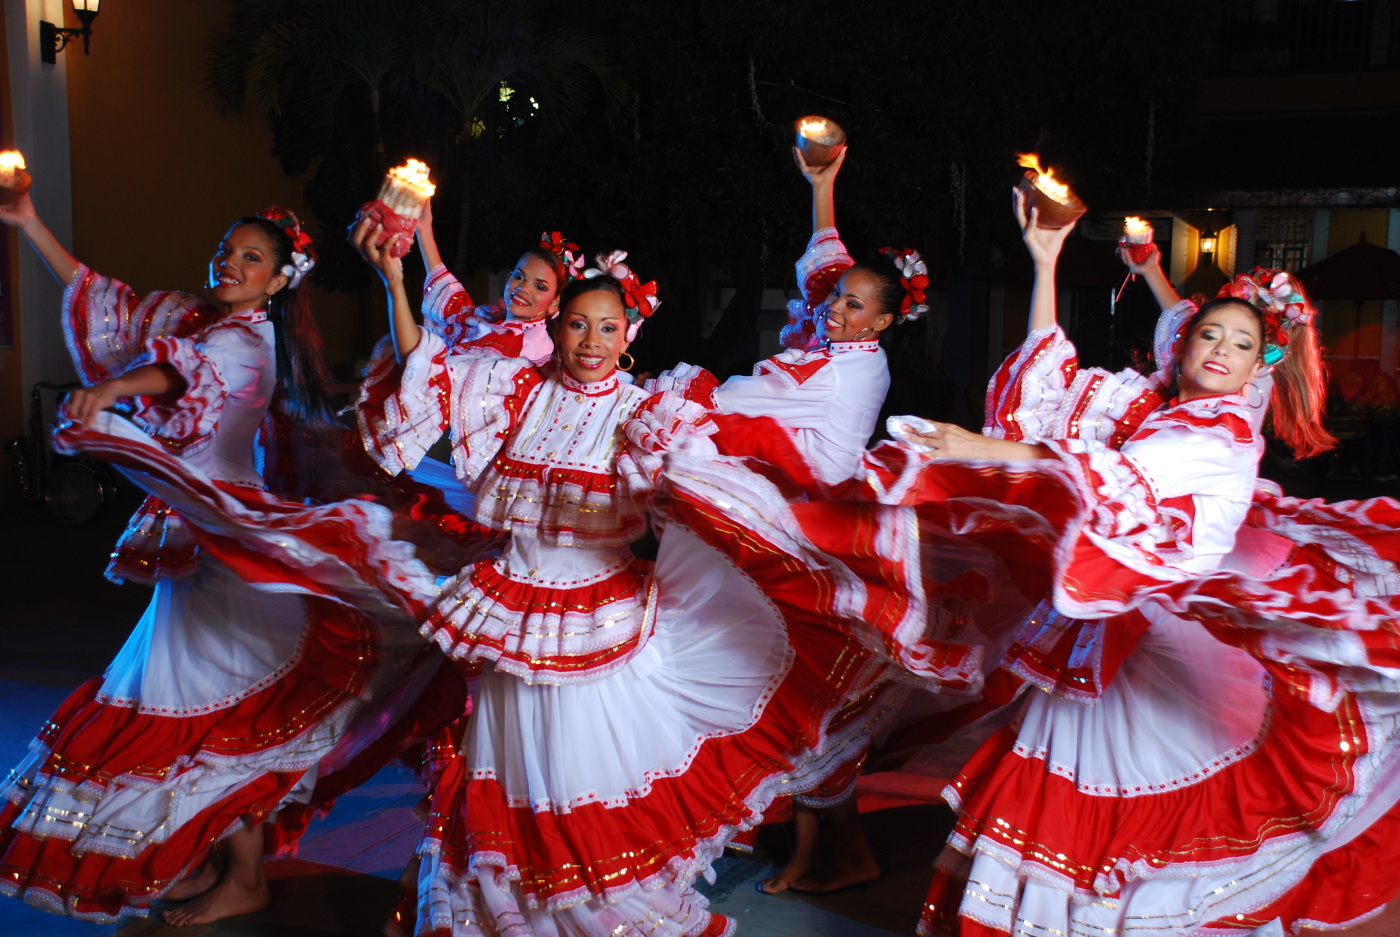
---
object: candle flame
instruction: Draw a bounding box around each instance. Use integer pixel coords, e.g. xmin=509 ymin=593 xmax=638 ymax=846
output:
xmin=0 ymin=151 xmax=25 ymax=172
xmin=1124 ymin=216 xmax=1150 ymax=235
xmin=798 ymin=118 xmax=828 ymax=137
xmin=1015 ymin=153 xmax=1046 ymax=175
xmin=1017 ymin=152 xmax=1070 ymax=202
xmin=388 ymin=159 xmax=436 ymax=198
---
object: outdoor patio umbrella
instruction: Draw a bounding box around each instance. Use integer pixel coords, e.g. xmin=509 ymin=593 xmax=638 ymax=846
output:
xmin=1298 ymin=234 xmax=1400 ymax=301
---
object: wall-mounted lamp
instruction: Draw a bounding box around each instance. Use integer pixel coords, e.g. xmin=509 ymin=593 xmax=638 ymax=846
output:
xmin=1199 ymin=229 xmax=1219 ymax=256
xmin=40 ymin=0 xmax=101 ymax=66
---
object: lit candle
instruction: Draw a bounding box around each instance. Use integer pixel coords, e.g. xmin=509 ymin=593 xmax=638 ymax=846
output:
xmin=1016 ymin=153 xmax=1070 ymax=203
xmin=0 ymin=150 xmax=26 ymax=189
xmin=1015 ymin=153 xmax=1085 ymax=229
xmin=377 ymin=158 xmax=436 ymax=220
xmin=795 ymin=116 xmax=846 ymax=168
xmin=358 ymin=158 xmax=437 ymax=258
xmin=1121 ymin=217 xmax=1154 ymax=264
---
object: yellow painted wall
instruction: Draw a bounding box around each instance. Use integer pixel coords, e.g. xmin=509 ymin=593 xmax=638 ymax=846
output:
xmin=1328 ymin=209 xmax=1390 ymax=255
xmin=1182 ymin=224 xmax=1234 ymax=297
xmin=62 ymin=0 xmax=367 ymax=380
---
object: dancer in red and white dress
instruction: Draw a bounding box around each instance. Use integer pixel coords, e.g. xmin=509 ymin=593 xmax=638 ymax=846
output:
xmin=0 ymin=197 xmax=449 ymax=926
xmin=899 ymin=194 xmax=1400 ymax=935
xmin=663 ymin=144 xmax=933 ymax=894
xmin=708 ymin=145 xmax=911 ymax=482
xmin=415 ymin=198 xmax=581 ymax=366
xmin=658 ymin=184 xmax=1400 ymax=934
xmin=352 ymin=211 xmax=925 ymax=935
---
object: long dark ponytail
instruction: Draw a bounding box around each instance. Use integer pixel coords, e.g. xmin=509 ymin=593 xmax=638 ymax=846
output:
xmin=235 ymin=215 xmax=335 ymax=423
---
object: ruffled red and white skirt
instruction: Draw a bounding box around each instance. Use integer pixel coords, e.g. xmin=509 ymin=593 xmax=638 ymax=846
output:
xmin=918 ymin=506 xmax=1400 ymax=935
xmin=400 ymin=515 xmax=899 ymax=937
xmin=659 ymin=430 xmax=1400 ymax=936
xmin=0 ymin=412 xmax=455 ymax=922
xmin=923 ymin=604 xmax=1400 ymax=936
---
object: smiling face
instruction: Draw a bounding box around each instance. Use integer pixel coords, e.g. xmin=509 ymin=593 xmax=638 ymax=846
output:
xmin=822 ymin=268 xmax=894 ymax=343
xmin=557 ymin=287 xmax=629 ymax=382
xmin=502 ymin=252 xmax=562 ymax=320
xmin=1176 ymin=300 xmax=1264 ymax=401
xmin=208 ymin=223 xmax=288 ymax=314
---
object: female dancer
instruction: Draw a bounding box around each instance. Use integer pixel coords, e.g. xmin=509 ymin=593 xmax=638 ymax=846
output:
xmin=896 ymin=193 xmax=1400 ymax=934
xmin=677 ymin=144 xmax=930 ymax=893
xmin=707 ymin=145 xmax=925 ymax=479
xmin=658 ymin=184 xmax=1400 ymax=932
xmin=415 ymin=198 xmax=580 ymax=365
xmin=0 ymin=196 xmax=444 ymax=925
xmin=352 ymin=213 xmax=921 ymax=935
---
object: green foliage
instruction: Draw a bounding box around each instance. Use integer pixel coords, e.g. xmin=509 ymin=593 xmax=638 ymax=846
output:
xmin=205 ymin=0 xmax=628 ymax=291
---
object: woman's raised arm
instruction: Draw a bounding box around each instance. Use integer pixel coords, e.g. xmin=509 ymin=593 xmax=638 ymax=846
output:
xmin=414 ymin=197 xmax=443 ymax=273
xmin=794 ymin=144 xmax=845 ymax=233
xmin=0 ymin=193 xmax=80 ymax=285
xmin=351 ymin=216 xmax=419 ymax=359
xmin=1117 ymin=241 xmax=1180 ymax=311
xmin=1014 ymin=187 xmax=1076 ymax=335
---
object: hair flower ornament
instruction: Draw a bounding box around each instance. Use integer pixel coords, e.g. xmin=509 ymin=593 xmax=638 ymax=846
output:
xmin=539 ymin=230 xmax=577 ymax=257
xmin=879 ymin=247 xmax=930 ymax=320
xmin=564 ymin=251 xmax=586 ymax=282
xmin=257 ymin=206 xmax=317 ymax=289
xmin=1218 ymin=268 xmax=1314 ymax=366
xmin=584 ymin=249 xmax=633 ymax=282
xmin=284 ymin=252 xmax=316 ymax=289
xmin=539 ymin=230 xmax=586 ymax=282
xmin=584 ymin=250 xmax=662 ymax=341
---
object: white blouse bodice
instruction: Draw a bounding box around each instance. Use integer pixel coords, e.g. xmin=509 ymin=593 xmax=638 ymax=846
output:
xmin=183 ymin=317 xmax=277 ymax=488
xmin=714 ymin=340 xmax=890 ymax=483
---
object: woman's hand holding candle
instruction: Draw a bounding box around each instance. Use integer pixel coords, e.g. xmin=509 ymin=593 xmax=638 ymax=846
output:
xmin=356 ymin=159 xmax=436 ymax=259
xmin=0 ymin=150 xmax=31 ymax=205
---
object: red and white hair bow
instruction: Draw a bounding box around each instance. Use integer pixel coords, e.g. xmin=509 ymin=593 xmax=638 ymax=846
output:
xmin=564 ymin=250 xmax=586 ymax=281
xmin=539 ymin=230 xmax=577 ymax=256
xmin=1217 ymin=267 xmax=1314 ymax=364
xmin=584 ymin=250 xmax=661 ymax=341
xmin=258 ymin=206 xmax=317 ymax=289
xmin=585 ymin=250 xmax=633 ymax=282
xmin=879 ymin=246 xmax=929 ymax=320
xmin=539 ymin=230 xmax=585 ymax=281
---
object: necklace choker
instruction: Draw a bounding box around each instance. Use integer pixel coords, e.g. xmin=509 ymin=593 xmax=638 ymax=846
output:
xmin=560 ymin=368 xmax=618 ymax=396
xmin=824 ymin=338 xmax=880 ymax=354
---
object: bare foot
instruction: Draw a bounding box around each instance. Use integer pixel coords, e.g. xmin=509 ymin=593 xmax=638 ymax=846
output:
xmin=162 ymin=864 xmax=218 ymax=902
xmin=757 ymin=802 xmax=822 ymax=895
xmin=757 ymin=856 xmax=814 ymax=895
xmin=789 ymin=851 xmax=880 ymax=893
xmin=161 ymin=871 xmax=269 ymax=926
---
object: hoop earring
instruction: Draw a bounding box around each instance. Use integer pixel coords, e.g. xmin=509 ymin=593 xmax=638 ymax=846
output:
xmin=1245 ymin=382 xmax=1264 ymax=408
xmin=852 ymin=327 xmax=876 ymax=342
xmin=616 ymin=352 xmax=634 ymax=372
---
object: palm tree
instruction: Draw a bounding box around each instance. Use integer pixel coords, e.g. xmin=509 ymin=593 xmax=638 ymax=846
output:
xmin=205 ymin=0 xmax=626 ymax=280
xmin=407 ymin=3 xmax=626 ymax=271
